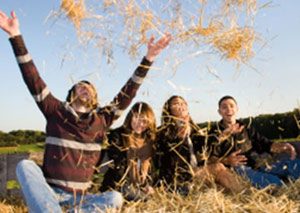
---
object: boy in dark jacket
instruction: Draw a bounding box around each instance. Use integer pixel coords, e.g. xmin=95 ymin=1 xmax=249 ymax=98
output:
xmin=209 ymin=95 xmax=300 ymax=189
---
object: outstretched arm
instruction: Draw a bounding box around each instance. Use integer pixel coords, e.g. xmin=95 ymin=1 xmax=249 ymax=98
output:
xmin=0 ymin=10 xmax=59 ymax=118
xmin=101 ymin=33 xmax=172 ymax=127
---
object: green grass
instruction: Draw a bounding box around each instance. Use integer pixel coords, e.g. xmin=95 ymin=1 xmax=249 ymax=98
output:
xmin=0 ymin=143 xmax=44 ymax=154
xmin=274 ymin=138 xmax=300 ymax=143
xmin=6 ymin=180 xmax=20 ymax=190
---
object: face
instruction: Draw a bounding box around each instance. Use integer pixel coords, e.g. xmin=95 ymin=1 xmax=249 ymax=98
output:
xmin=74 ymin=82 xmax=96 ymax=105
xmin=131 ymin=113 xmax=149 ymax=134
xmin=169 ymin=97 xmax=189 ymax=120
xmin=218 ymin=98 xmax=238 ymax=124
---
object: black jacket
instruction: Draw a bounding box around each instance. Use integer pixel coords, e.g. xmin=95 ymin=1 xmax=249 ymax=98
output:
xmin=100 ymin=126 xmax=154 ymax=192
xmin=209 ymin=120 xmax=273 ymax=168
xmin=154 ymin=124 xmax=209 ymax=186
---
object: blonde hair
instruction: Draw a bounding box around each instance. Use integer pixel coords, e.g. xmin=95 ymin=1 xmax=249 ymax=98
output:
xmin=123 ymin=102 xmax=156 ymax=142
xmin=122 ymin=102 xmax=156 ymax=185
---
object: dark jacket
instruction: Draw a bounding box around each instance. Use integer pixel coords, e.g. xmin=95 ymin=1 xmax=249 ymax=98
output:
xmin=154 ymin=124 xmax=208 ymax=186
xmin=100 ymin=127 xmax=154 ymax=192
xmin=209 ymin=120 xmax=273 ymax=168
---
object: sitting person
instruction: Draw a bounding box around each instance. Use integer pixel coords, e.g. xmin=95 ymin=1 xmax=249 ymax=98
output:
xmin=100 ymin=102 xmax=156 ymax=201
xmin=209 ymin=95 xmax=300 ymax=189
xmin=0 ymin=10 xmax=171 ymax=212
xmin=155 ymin=95 xmax=242 ymax=195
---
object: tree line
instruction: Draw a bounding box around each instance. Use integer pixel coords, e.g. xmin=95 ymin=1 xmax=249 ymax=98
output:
xmin=0 ymin=108 xmax=299 ymax=147
xmin=0 ymin=130 xmax=45 ymax=147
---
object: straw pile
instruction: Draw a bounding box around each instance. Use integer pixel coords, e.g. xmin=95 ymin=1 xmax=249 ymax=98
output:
xmin=2 ymin=181 xmax=300 ymax=212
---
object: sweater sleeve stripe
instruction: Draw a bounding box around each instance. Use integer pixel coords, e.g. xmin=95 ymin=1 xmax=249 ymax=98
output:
xmin=131 ymin=73 xmax=144 ymax=84
xmin=9 ymin=35 xmax=60 ymax=118
xmin=16 ymin=53 xmax=32 ymax=64
xmin=33 ymin=87 xmax=50 ymax=102
xmin=100 ymin=57 xmax=152 ymax=127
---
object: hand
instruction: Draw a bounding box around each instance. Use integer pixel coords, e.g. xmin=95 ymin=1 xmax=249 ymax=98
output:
xmin=177 ymin=120 xmax=191 ymax=139
xmin=231 ymin=123 xmax=244 ymax=134
xmin=219 ymin=123 xmax=244 ymax=142
xmin=222 ymin=149 xmax=248 ymax=167
xmin=145 ymin=33 xmax=171 ymax=62
xmin=0 ymin=10 xmax=20 ymax=37
xmin=271 ymin=143 xmax=296 ymax=160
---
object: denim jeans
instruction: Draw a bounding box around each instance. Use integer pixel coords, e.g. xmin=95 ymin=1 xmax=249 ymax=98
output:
xmin=235 ymin=159 xmax=300 ymax=189
xmin=16 ymin=160 xmax=123 ymax=213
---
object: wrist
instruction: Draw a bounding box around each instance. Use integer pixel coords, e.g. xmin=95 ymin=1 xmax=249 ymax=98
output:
xmin=9 ymin=30 xmax=21 ymax=38
xmin=221 ymin=157 xmax=229 ymax=166
xmin=145 ymin=54 xmax=154 ymax=62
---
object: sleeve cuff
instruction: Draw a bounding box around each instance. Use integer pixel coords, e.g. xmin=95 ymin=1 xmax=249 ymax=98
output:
xmin=141 ymin=56 xmax=153 ymax=67
xmin=9 ymin=35 xmax=28 ymax=56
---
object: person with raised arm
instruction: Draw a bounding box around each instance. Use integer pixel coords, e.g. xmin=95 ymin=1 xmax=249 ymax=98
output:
xmin=0 ymin=10 xmax=171 ymax=212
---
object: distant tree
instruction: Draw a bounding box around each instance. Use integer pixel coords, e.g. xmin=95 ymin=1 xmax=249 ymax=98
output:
xmin=0 ymin=130 xmax=46 ymax=146
xmin=199 ymin=108 xmax=300 ymax=140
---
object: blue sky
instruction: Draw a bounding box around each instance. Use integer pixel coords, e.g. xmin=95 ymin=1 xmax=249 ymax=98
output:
xmin=0 ymin=0 xmax=299 ymax=132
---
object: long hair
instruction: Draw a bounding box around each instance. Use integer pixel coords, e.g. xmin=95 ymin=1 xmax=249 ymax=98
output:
xmin=160 ymin=95 xmax=200 ymax=137
xmin=66 ymin=80 xmax=98 ymax=109
xmin=123 ymin=102 xmax=156 ymax=142
xmin=122 ymin=102 xmax=156 ymax=185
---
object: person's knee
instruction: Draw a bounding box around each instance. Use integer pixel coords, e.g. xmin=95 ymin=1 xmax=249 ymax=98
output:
xmin=16 ymin=159 xmax=33 ymax=176
xmin=16 ymin=159 xmax=42 ymax=181
xmin=106 ymin=191 xmax=123 ymax=208
xmin=212 ymin=162 xmax=226 ymax=173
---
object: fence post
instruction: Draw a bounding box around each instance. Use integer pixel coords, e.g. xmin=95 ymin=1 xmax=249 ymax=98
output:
xmin=0 ymin=154 xmax=7 ymax=196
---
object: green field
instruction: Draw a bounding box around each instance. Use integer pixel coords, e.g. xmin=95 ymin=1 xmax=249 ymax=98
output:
xmin=0 ymin=143 xmax=44 ymax=154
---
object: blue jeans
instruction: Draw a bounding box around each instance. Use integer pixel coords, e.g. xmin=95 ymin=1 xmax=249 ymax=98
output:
xmin=235 ymin=159 xmax=300 ymax=189
xmin=16 ymin=160 xmax=123 ymax=213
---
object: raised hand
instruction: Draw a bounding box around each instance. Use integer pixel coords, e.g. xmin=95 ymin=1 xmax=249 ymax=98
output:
xmin=0 ymin=10 xmax=20 ymax=37
xmin=145 ymin=33 xmax=172 ymax=62
xmin=222 ymin=149 xmax=248 ymax=167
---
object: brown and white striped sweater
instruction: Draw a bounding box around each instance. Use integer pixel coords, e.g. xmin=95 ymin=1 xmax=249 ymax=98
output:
xmin=9 ymin=35 xmax=152 ymax=194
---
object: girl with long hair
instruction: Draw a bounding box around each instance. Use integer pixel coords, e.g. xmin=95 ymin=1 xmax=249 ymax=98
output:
xmin=100 ymin=102 xmax=156 ymax=201
xmin=155 ymin=95 xmax=243 ymax=195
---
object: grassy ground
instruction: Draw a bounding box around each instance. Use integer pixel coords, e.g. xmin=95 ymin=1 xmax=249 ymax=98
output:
xmin=274 ymin=138 xmax=300 ymax=143
xmin=0 ymin=143 xmax=44 ymax=154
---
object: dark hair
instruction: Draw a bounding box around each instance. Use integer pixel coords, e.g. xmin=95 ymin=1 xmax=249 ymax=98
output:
xmin=160 ymin=95 xmax=201 ymax=137
xmin=218 ymin=95 xmax=237 ymax=108
xmin=161 ymin=95 xmax=188 ymax=126
xmin=66 ymin=80 xmax=98 ymax=109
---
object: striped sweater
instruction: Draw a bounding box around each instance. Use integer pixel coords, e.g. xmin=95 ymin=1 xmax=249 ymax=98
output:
xmin=9 ymin=35 xmax=152 ymax=193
